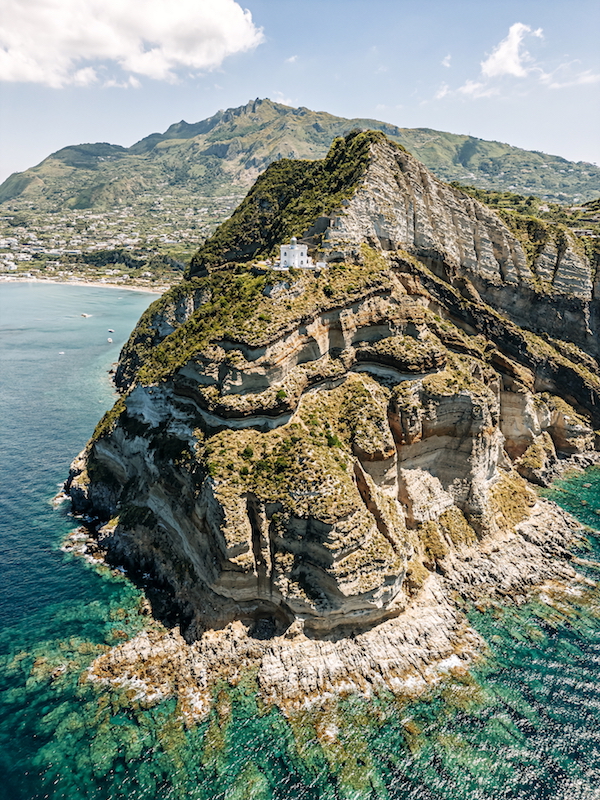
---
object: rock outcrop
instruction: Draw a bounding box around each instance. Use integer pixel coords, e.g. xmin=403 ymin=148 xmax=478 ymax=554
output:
xmin=322 ymin=139 xmax=597 ymax=357
xmin=66 ymin=131 xmax=600 ymax=716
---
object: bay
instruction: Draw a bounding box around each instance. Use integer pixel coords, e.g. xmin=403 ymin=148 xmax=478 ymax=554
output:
xmin=0 ymin=282 xmax=155 ymax=630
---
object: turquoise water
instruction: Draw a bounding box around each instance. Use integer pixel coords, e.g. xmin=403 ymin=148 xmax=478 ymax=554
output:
xmin=2 ymin=283 xmax=600 ymax=799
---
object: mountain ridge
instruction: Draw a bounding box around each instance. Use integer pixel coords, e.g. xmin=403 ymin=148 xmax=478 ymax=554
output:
xmin=2 ymin=98 xmax=599 ymax=212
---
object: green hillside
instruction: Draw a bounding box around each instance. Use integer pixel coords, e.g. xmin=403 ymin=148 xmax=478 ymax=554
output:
xmin=2 ymin=98 xmax=599 ymax=213
xmin=1 ymin=99 xmax=598 ymax=287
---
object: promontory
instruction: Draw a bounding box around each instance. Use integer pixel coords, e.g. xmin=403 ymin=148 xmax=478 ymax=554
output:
xmin=66 ymin=130 xmax=600 ymax=718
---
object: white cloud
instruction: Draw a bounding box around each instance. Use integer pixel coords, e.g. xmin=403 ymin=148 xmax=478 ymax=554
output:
xmin=441 ymin=54 xmax=451 ymax=68
xmin=435 ymin=22 xmax=597 ymax=102
xmin=540 ymin=66 xmax=600 ymax=90
xmin=457 ymin=79 xmax=498 ymax=99
xmin=104 ymin=75 xmax=141 ymax=89
xmin=71 ymin=67 xmax=98 ymax=87
xmin=286 ymin=55 xmax=298 ymax=64
xmin=271 ymin=91 xmax=295 ymax=107
xmin=0 ymin=0 xmax=264 ymax=87
xmin=481 ymin=22 xmax=542 ymax=79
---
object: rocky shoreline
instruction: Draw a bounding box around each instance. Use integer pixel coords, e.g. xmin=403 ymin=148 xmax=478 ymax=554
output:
xmin=61 ymin=491 xmax=591 ymax=721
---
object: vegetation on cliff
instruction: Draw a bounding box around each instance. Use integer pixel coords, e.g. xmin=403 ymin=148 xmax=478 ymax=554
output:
xmin=114 ymin=244 xmax=392 ymax=390
xmin=189 ymin=131 xmax=390 ymax=273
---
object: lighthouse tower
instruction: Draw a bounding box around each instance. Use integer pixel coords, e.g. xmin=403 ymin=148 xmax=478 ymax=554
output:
xmin=279 ymin=237 xmax=313 ymax=268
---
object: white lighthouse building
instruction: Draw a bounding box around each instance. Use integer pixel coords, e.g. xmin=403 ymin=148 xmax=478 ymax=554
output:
xmin=279 ymin=237 xmax=313 ymax=268
xmin=274 ymin=237 xmax=327 ymax=270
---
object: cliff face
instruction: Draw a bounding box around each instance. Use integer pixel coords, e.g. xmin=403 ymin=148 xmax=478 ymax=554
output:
xmin=319 ymin=137 xmax=597 ymax=356
xmin=190 ymin=133 xmax=597 ymax=354
xmin=67 ymin=132 xmax=600 ymax=715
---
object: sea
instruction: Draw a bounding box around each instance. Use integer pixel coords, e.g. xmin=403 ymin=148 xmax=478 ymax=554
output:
xmin=2 ymin=281 xmax=600 ymax=800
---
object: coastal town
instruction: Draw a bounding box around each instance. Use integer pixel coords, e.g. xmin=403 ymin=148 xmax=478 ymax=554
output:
xmin=0 ymin=192 xmax=243 ymax=287
xmin=0 ymin=205 xmax=333 ymax=287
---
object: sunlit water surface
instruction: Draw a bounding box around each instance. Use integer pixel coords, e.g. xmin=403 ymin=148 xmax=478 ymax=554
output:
xmin=2 ymin=282 xmax=600 ymax=800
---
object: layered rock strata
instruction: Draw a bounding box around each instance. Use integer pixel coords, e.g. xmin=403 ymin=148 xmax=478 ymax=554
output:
xmin=67 ymin=132 xmax=600 ymax=715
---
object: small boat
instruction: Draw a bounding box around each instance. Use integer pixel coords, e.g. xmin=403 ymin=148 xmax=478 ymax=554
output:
xmin=59 ymin=351 xmax=65 ymax=355
xmin=107 ymin=338 xmax=113 ymax=343
xmin=81 ymin=313 xmax=91 ymax=317
xmin=108 ymin=329 xmax=115 ymax=332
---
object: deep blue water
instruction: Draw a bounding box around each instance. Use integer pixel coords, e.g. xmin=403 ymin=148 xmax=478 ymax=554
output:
xmin=2 ymin=282 xmax=600 ymax=800
xmin=0 ymin=283 xmax=155 ymax=630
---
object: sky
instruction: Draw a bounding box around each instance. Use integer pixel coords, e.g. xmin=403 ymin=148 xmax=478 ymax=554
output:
xmin=0 ymin=0 xmax=599 ymax=184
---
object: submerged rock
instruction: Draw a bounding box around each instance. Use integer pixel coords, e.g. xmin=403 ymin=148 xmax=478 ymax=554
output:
xmin=66 ymin=131 xmax=600 ymax=715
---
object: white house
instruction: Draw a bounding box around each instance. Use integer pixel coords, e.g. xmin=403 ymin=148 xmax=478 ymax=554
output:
xmin=279 ymin=237 xmax=312 ymax=268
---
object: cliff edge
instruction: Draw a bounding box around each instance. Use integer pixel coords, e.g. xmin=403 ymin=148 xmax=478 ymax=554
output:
xmin=66 ymin=131 xmax=600 ymax=717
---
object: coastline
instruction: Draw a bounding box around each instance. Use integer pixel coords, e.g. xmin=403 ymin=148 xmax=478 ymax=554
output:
xmin=0 ymin=275 xmax=170 ymax=294
xmin=63 ymin=493 xmax=587 ymax=720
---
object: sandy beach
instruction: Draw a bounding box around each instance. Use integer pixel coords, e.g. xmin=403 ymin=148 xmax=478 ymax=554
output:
xmin=0 ymin=275 xmax=170 ymax=294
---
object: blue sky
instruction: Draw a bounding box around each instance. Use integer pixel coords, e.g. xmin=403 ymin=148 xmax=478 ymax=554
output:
xmin=0 ymin=0 xmax=598 ymax=184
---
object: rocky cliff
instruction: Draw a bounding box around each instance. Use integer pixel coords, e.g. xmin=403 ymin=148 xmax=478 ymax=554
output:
xmin=66 ymin=131 xmax=600 ymax=716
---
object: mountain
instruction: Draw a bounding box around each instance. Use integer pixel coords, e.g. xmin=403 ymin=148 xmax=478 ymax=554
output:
xmin=2 ymin=98 xmax=599 ymax=214
xmin=66 ymin=130 xmax=600 ymax=717
xmin=2 ymin=99 xmax=597 ymax=286
xmin=188 ymin=129 xmax=600 ymax=287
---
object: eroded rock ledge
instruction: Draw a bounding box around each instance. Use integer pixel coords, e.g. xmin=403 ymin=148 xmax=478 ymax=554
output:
xmin=65 ymin=132 xmax=600 ymax=717
xmin=77 ymin=499 xmax=586 ymax=722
